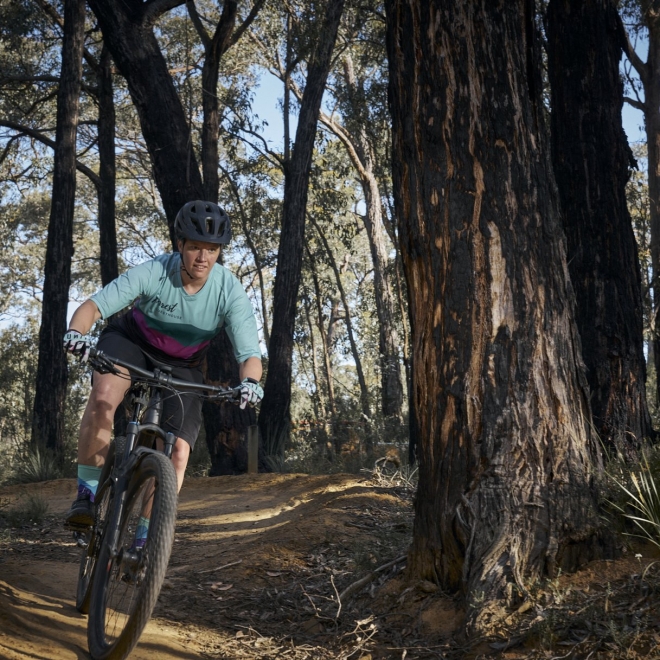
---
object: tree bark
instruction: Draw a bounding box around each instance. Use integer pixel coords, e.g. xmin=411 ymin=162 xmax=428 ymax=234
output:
xmin=547 ymin=0 xmax=654 ymax=453
xmin=202 ymin=330 xmax=265 ymax=474
xmin=31 ymin=0 xmax=86 ymax=453
xmin=386 ymin=0 xmax=611 ymax=631
xmin=258 ymin=0 xmax=345 ymax=457
xmin=86 ymin=0 xmax=203 ymax=237
xmin=97 ymin=45 xmax=119 ymax=286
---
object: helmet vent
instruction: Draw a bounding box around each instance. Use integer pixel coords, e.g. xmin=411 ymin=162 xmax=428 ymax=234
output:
xmin=174 ymin=200 xmax=231 ymax=244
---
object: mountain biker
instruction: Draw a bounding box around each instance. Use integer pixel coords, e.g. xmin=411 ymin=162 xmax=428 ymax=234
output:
xmin=63 ymin=200 xmax=263 ymax=528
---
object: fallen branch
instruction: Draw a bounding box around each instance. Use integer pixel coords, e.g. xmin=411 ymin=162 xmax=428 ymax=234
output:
xmin=198 ymin=559 xmax=243 ymax=574
xmin=338 ymin=555 xmax=407 ymax=603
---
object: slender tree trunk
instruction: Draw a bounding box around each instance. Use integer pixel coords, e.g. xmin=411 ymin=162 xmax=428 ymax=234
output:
xmin=547 ymin=0 xmax=653 ymax=452
xmin=307 ymin=244 xmax=337 ymax=417
xmin=258 ymin=0 xmax=345 ymax=457
xmin=311 ymin=216 xmax=371 ymax=426
xmin=97 ymin=45 xmax=118 ymax=286
xmin=337 ymin=54 xmax=404 ymax=422
xmin=646 ymin=22 xmax=660 ymax=409
xmin=31 ymin=0 xmax=86 ymax=454
xmin=386 ymin=0 xmax=611 ymax=631
xmin=302 ymin=293 xmax=326 ymax=419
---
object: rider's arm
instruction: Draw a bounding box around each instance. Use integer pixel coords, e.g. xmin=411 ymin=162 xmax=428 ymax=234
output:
xmin=239 ymin=356 xmax=262 ymax=383
xmin=68 ymin=299 xmax=102 ymax=335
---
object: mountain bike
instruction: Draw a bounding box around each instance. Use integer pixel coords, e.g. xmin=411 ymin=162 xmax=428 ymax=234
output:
xmin=69 ymin=346 xmax=239 ymax=660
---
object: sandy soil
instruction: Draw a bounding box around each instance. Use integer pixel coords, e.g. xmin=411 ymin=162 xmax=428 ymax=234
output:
xmin=0 ymin=474 xmax=421 ymax=659
xmin=1 ymin=474 xmax=659 ymax=660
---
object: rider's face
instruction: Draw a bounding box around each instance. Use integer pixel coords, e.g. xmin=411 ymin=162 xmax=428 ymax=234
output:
xmin=178 ymin=239 xmax=221 ymax=282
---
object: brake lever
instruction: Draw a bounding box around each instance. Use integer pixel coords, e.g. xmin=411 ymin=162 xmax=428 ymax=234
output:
xmin=89 ymin=356 xmax=121 ymax=376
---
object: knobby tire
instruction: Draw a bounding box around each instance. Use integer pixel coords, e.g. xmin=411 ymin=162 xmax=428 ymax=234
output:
xmin=87 ymin=452 xmax=178 ymax=660
xmin=76 ymin=436 xmax=125 ymax=614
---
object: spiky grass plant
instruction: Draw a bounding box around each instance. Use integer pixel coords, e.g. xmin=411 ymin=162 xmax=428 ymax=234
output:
xmin=610 ymin=454 xmax=660 ymax=550
xmin=11 ymin=448 xmax=61 ymax=484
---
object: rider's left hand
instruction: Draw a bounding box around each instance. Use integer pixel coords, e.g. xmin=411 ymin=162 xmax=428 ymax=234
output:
xmin=239 ymin=378 xmax=263 ymax=409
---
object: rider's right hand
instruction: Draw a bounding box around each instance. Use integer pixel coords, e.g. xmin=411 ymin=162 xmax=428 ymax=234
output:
xmin=63 ymin=329 xmax=92 ymax=362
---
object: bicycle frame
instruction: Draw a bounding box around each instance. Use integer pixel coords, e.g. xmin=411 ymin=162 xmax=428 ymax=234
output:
xmin=86 ymin=348 xmax=239 ymax=562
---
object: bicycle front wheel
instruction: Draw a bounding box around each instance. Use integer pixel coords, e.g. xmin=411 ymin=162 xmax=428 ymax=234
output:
xmin=76 ymin=436 xmax=125 ymax=614
xmin=87 ymin=452 xmax=178 ymax=660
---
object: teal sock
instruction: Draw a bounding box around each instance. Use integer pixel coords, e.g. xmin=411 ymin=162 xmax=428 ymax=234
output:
xmin=136 ymin=516 xmax=150 ymax=542
xmin=77 ymin=465 xmax=102 ymax=501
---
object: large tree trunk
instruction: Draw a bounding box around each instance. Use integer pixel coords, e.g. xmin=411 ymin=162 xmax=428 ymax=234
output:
xmin=86 ymin=0 xmax=203 ymax=237
xmin=547 ymin=0 xmax=653 ymax=453
xmin=31 ymin=0 xmax=86 ymax=453
xmin=258 ymin=0 xmax=345 ymax=457
xmin=97 ymin=45 xmax=118 ymax=286
xmin=386 ymin=0 xmax=611 ymax=631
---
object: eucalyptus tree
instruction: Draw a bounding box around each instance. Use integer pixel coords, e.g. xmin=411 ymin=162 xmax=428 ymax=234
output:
xmin=386 ymin=0 xmax=610 ymax=630
xmin=31 ymin=0 xmax=86 ymax=454
xmin=82 ymin=0 xmax=271 ymax=471
xmin=620 ymin=0 xmax=660 ymax=403
xmin=547 ymin=0 xmax=653 ymax=451
xmin=321 ymin=4 xmax=404 ymax=425
xmin=258 ymin=1 xmax=405 ymax=428
xmin=257 ymin=0 xmax=346 ymax=457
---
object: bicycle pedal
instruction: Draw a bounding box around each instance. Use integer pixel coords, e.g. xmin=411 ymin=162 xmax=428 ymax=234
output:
xmin=73 ymin=531 xmax=89 ymax=548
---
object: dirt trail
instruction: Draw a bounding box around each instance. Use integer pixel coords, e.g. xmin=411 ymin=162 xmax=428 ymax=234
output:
xmin=2 ymin=474 xmax=660 ymax=660
xmin=0 ymin=473 xmax=417 ymax=659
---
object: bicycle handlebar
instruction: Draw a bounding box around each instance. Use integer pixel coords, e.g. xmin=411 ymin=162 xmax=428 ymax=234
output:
xmin=87 ymin=347 xmax=240 ymax=400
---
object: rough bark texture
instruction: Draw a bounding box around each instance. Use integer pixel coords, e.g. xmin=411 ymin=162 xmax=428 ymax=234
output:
xmin=385 ymin=0 xmax=610 ymax=629
xmin=258 ymin=0 xmax=345 ymax=456
xmin=547 ymin=0 xmax=653 ymax=453
xmin=86 ymin=0 xmax=203 ymax=237
xmin=97 ymin=45 xmax=118 ymax=286
xmin=202 ymin=330 xmax=266 ymax=475
xmin=31 ymin=0 xmax=86 ymax=452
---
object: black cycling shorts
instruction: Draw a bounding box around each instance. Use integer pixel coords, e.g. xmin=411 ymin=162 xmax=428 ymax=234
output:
xmin=96 ymin=325 xmax=204 ymax=449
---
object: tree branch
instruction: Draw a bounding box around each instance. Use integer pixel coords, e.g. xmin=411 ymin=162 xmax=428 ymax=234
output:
xmin=624 ymin=96 xmax=647 ymax=112
xmin=142 ymin=0 xmax=187 ymax=27
xmin=186 ymin=1 xmax=211 ymax=50
xmin=620 ymin=16 xmax=648 ymax=86
xmin=0 ymin=120 xmax=101 ymax=188
xmin=229 ymin=0 xmax=267 ymax=48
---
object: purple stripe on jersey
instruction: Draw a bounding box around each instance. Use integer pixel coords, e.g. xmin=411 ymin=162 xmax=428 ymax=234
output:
xmin=132 ymin=308 xmax=210 ymax=359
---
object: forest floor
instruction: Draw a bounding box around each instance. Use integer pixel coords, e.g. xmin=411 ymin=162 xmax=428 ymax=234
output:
xmin=0 ymin=472 xmax=659 ymax=660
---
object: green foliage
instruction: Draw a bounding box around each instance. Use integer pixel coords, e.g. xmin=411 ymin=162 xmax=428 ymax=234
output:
xmin=0 ymin=0 xmax=410 ymax=471
xmin=10 ymin=447 xmax=62 ymax=484
xmin=609 ymin=451 xmax=660 ymax=550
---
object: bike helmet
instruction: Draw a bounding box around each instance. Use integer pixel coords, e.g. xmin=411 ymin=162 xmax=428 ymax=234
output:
xmin=174 ymin=200 xmax=231 ymax=244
